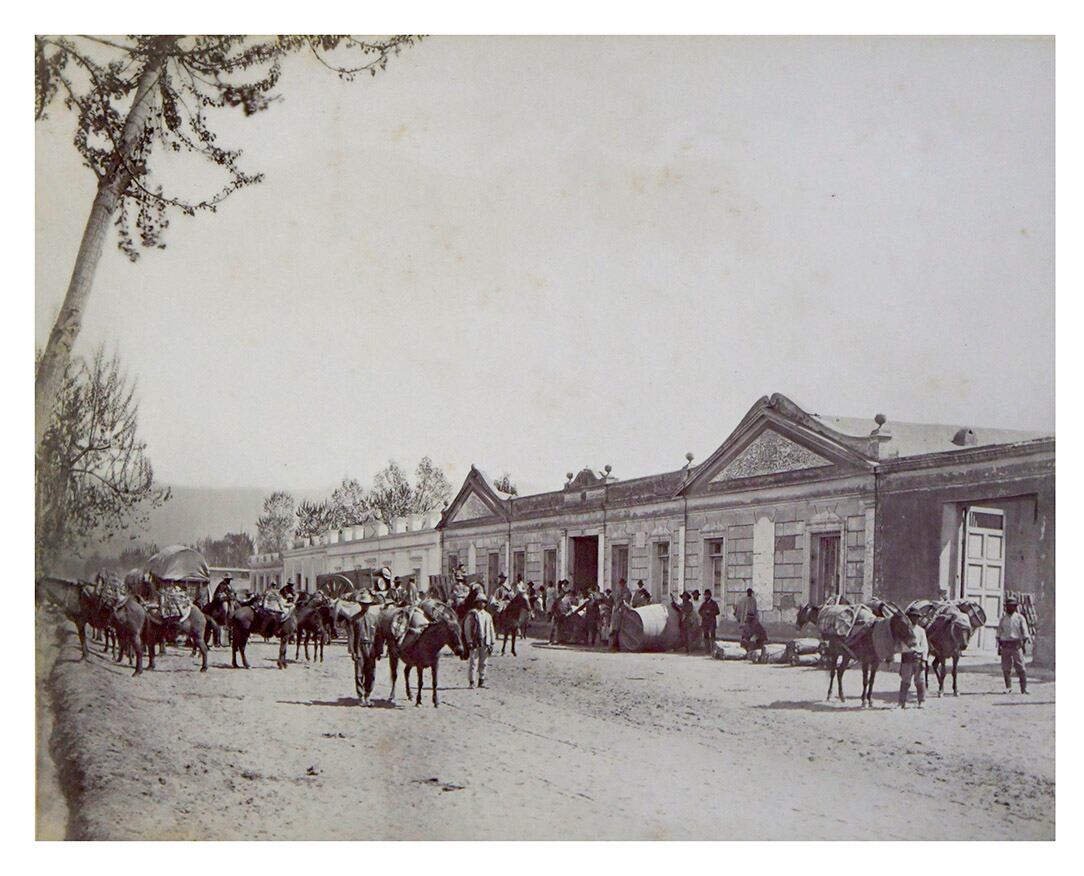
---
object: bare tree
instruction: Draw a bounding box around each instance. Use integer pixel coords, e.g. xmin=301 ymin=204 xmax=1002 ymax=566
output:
xmin=35 ymin=346 xmax=170 ymax=571
xmin=493 ymin=472 xmax=518 ymax=496
xmin=256 ymin=491 xmax=295 ymax=553
xmin=34 ymin=35 xmax=420 ymax=451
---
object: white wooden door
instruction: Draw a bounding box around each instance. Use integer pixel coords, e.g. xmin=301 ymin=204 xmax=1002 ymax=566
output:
xmin=962 ymin=506 xmax=1005 ymax=650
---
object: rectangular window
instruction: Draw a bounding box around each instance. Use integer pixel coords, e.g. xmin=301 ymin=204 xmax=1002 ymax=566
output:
xmin=611 ymin=543 xmax=629 ymax=588
xmin=488 ymin=552 xmax=500 ymax=590
xmin=447 ymin=553 xmax=459 ymax=575
xmin=543 ymin=549 xmax=557 ymax=588
xmin=513 ymin=550 xmax=526 ymax=583
xmin=654 ymin=541 xmax=671 ymax=595
xmin=706 ymin=539 xmax=725 ymax=597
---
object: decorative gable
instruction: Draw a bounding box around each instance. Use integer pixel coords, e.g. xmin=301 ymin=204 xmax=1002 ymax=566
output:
xmin=709 ymin=429 xmax=833 ymax=483
xmin=450 ymin=492 xmax=492 ymax=523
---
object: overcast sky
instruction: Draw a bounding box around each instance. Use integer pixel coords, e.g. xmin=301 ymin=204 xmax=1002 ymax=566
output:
xmin=35 ymin=36 xmax=1054 ymax=497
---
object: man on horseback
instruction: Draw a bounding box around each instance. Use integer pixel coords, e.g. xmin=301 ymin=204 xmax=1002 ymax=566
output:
xmin=463 ymin=592 xmax=496 ymax=688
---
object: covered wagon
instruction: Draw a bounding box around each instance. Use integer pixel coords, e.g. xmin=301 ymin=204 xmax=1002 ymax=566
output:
xmin=144 ymin=545 xmax=211 ymax=601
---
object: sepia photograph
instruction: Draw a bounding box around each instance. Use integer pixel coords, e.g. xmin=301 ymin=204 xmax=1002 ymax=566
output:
xmin=32 ymin=29 xmax=1055 ymax=843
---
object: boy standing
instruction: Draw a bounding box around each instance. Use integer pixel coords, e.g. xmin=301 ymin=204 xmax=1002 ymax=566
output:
xmin=898 ymin=608 xmax=928 ymax=708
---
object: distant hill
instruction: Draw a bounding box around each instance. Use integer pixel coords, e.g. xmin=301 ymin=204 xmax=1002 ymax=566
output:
xmin=98 ymin=485 xmax=284 ymax=554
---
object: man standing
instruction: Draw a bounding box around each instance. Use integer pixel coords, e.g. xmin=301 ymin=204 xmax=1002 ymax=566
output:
xmin=584 ymin=588 xmax=602 ymax=646
xmin=898 ymin=607 xmax=928 ymax=708
xmin=699 ymin=588 xmax=721 ymax=654
xmin=671 ymin=591 xmax=695 ymax=653
xmin=996 ymin=596 xmax=1031 ymax=694
xmin=609 ymin=578 xmax=632 ymax=651
xmin=632 ymin=579 xmax=651 ymax=607
xmin=464 ymin=592 xmax=496 ymax=688
xmin=735 ymin=587 xmax=758 ymax=625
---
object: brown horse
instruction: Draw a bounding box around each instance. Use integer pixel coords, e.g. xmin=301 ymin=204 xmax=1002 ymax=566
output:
xmin=37 ymin=577 xmax=97 ymax=659
xmin=375 ymin=612 xmax=467 ymax=707
xmin=142 ymin=605 xmax=209 ymax=672
xmin=294 ymin=593 xmax=334 ymax=662
xmin=923 ymin=600 xmax=986 ymax=697
xmin=108 ymin=596 xmax=148 ymax=676
xmin=797 ymin=601 xmax=914 ymax=706
xmin=491 ymin=591 xmax=532 ymax=656
xmin=229 ymin=593 xmax=323 ymax=669
xmin=200 ymin=581 xmax=235 ymax=647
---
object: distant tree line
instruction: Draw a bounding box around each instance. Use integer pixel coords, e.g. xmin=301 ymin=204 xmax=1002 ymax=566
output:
xmin=255 ymin=457 xmax=454 ymax=553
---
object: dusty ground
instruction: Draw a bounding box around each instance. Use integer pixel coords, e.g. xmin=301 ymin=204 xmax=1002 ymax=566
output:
xmin=39 ymin=615 xmax=1054 ymax=841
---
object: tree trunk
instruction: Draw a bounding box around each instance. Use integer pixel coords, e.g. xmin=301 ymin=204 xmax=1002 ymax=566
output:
xmin=34 ymin=50 xmax=167 ymax=451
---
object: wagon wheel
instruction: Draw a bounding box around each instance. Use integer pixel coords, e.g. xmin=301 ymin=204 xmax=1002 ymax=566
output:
xmin=322 ymin=574 xmax=356 ymax=600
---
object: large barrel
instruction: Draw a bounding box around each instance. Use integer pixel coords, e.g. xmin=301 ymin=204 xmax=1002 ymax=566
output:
xmin=618 ymin=603 xmax=681 ymax=652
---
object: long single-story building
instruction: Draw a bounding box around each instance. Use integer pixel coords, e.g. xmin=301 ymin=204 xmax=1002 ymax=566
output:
xmin=437 ymin=393 xmax=1054 ymax=663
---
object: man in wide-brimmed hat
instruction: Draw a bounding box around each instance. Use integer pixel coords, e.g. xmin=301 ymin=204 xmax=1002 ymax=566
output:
xmin=464 ymin=591 xmax=496 ymax=688
xmin=352 ymin=588 xmax=381 ymax=703
xmin=996 ymin=596 xmax=1031 ymax=694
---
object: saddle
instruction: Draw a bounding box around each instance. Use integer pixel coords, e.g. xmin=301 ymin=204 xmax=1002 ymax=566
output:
xmin=259 ymin=590 xmax=294 ymax=623
xmin=390 ymin=606 xmax=430 ymax=646
xmin=818 ymin=603 xmax=871 ymax=640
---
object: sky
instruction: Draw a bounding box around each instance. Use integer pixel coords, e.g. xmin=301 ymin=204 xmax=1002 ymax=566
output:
xmin=35 ymin=36 xmax=1055 ymax=499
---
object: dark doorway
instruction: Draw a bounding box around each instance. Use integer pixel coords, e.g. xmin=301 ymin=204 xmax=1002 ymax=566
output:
xmin=809 ymin=533 xmax=841 ymax=605
xmin=571 ymin=536 xmax=599 ymax=590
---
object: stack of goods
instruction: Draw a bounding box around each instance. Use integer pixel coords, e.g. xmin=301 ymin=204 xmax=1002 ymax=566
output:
xmin=158 ymin=586 xmax=192 ymax=622
xmin=96 ymin=574 xmax=128 ymax=608
xmin=713 ymin=640 xmax=747 ymax=660
xmin=784 ymin=637 xmax=822 ymax=664
xmin=756 ymin=642 xmax=789 ymax=664
xmin=261 ymin=589 xmax=293 ymax=621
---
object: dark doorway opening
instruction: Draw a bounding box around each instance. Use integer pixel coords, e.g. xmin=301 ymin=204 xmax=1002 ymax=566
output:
xmin=571 ymin=536 xmax=599 ymax=591
xmin=809 ymin=533 xmax=841 ymax=605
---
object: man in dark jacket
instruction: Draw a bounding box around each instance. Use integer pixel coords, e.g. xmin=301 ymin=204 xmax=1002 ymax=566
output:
xmin=699 ymin=588 xmax=721 ymax=654
xmin=671 ymin=591 xmax=695 ymax=653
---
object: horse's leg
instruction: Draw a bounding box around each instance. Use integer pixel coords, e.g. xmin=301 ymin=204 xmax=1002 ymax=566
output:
xmin=432 ymin=659 xmax=439 ymax=708
xmin=76 ymin=621 xmax=88 ymax=660
xmin=837 ymin=656 xmax=848 ymax=702
xmin=951 ymin=654 xmax=960 ymax=696
xmin=405 ymin=664 xmax=413 ymax=701
xmin=867 ymin=662 xmax=878 ymax=707
xmin=859 ymin=662 xmax=869 ymax=707
xmin=511 ymin=627 xmax=518 ymax=657
xmin=501 ymin=629 xmax=508 ymax=656
xmin=825 ymin=654 xmax=836 ymax=702
xmin=415 ymin=666 xmax=423 ymax=707
xmin=132 ymin=631 xmax=143 ymax=676
xmin=388 ymin=655 xmax=398 ymax=704
xmin=295 ymin=631 xmax=301 ymax=661
xmin=278 ymin=635 xmax=288 ymax=669
xmin=197 ymin=630 xmax=208 ymax=672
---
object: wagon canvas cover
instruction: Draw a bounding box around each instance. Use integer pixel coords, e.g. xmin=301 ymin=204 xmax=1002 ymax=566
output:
xmin=144 ymin=545 xmax=210 ymax=583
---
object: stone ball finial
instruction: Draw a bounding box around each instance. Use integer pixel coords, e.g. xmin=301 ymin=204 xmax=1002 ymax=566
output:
xmin=685 ymin=451 xmax=695 ymax=462
xmin=566 ymin=472 xmax=574 ymax=481
xmin=874 ymin=413 xmax=887 ymax=427
xmin=604 ymin=464 xmax=612 ymax=474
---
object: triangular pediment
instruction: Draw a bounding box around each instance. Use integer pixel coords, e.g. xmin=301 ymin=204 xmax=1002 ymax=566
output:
xmin=709 ymin=429 xmax=833 ymax=482
xmin=437 ymin=465 xmax=511 ymax=529
xmin=449 ymin=491 xmax=493 ymax=523
xmin=678 ymin=394 xmax=875 ymax=496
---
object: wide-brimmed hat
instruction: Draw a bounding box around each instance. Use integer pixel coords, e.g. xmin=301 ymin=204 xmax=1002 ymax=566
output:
xmin=380 ymin=567 xmax=392 ymax=580
xmin=221 ymin=574 xmax=233 ymax=582
xmin=473 ymin=593 xmax=489 ymax=607
xmin=1005 ymin=596 xmax=1019 ymax=607
xmin=355 ymin=588 xmax=377 ymax=605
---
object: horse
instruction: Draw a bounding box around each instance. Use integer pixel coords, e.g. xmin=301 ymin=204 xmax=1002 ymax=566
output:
xmin=107 ymin=596 xmax=148 ymax=676
xmin=797 ymin=600 xmax=914 ymax=706
xmin=200 ymin=581 xmax=235 ymax=648
xmin=294 ymin=593 xmax=335 ymax=662
xmin=229 ymin=592 xmax=324 ymax=669
xmin=142 ymin=604 xmax=209 ymax=672
xmin=491 ymin=591 xmax=532 ymax=656
xmin=37 ymin=577 xmax=97 ymax=660
xmin=375 ymin=610 xmax=467 ymax=707
xmin=919 ymin=599 xmax=986 ymax=697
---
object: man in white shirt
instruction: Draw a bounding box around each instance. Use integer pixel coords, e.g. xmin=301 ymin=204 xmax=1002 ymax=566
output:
xmin=996 ymin=596 xmax=1032 ymax=694
xmin=898 ymin=608 xmax=928 ymax=709
xmin=463 ymin=593 xmax=496 ymax=689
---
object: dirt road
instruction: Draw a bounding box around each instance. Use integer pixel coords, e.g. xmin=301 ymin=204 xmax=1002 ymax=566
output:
xmin=42 ymin=621 xmax=1054 ymax=840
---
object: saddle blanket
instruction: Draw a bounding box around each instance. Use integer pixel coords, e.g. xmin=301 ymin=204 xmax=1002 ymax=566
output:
xmin=96 ymin=577 xmax=129 ymax=608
